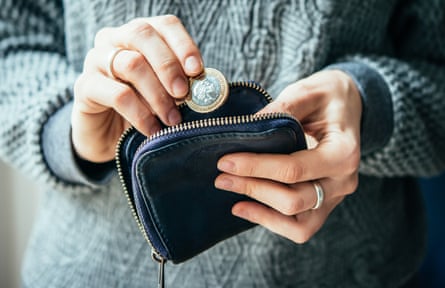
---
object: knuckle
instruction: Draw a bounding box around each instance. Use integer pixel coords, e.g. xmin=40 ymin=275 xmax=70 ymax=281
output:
xmin=246 ymin=158 xmax=257 ymax=176
xmin=300 ymin=230 xmax=313 ymax=243
xmin=128 ymin=20 xmax=157 ymax=39
xmin=244 ymin=181 xmax=259 ymax=199
xmin=335 ymin=138 xmax=360 ymax=176
xmin=282 ymin=197 xmax=305 ymax=216
xmin=73 ymin=74 xmax=89 ymax=100
xmin=83 ymin=49 xmax=97 ymax=70
xmin=73 ymin=74 xmax=84 ymax=95
xmin=344 ymin=146 xmax=361 ymax=175
xmin=344 ymin=174 xmax=359 ymax=195
xmin=94 ymin=27 xmax=112 ymax=46
xmin=117 ymin=52 xmax=146 ymax=74
xmin=112 ymin=85 xmax=134 ymax=108
xmin=294 ymin=81 xmax=312 ymax=97
xmin=157 ymin=58 xmax=180 ymax=75
xmin=291 ymin=230 xmax=312 ymax=244
xmin=334 ymin=70 xmax=353 ymax=94
xmin=174 ymin=40 xmax=197 ymax=55
xmin=272 ymin=100 xmax=294 ymax=116
xmin=158 ymin=14 xmax=181 ymax=26
xmin=280 ymin=163 xmax=303 ymax=184
xmin=127 ymin=17 xmax=145 ymax=27
xmin=153 ymin=91 xmax=173 ymax=109
xmin=134 ymin=111 xmax=152 ymax=131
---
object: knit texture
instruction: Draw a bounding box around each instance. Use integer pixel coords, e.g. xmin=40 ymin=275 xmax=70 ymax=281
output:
xmin=1 ymin=0 xmax=444 ymax=287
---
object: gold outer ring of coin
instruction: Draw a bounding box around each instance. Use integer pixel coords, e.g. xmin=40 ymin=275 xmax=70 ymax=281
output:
xmin=185 ymin=68 xmax=229 ymax=113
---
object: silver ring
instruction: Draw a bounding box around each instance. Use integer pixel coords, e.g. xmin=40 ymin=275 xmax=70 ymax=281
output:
xmin=107 ymin=48 xmax=125 ymax=79
xmin=311 ymin=181 xmax=325 ymax=210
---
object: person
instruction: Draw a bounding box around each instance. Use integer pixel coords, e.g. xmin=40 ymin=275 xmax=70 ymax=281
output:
xmin=1 ymin=0 xmax=444 ymax=287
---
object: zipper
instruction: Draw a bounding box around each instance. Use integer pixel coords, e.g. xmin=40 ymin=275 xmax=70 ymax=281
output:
xmin=115 ymin=81 xmax=290 ymax=288
xmin=177 ymin=80 xmax=273 ymax=110
xmin=135 ymin=81 xmax=277 ymax=155
xmin=135 ymin=112 xmax=296 ymax=156
xmin=230 ymin=80 xmax=274 ymax=103
xmin=115 ymin=127 xmax=166 ymax=288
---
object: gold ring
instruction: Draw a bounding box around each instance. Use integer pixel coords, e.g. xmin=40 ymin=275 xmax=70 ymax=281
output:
xmin=107 ymin=48 xmax=125 ymax=79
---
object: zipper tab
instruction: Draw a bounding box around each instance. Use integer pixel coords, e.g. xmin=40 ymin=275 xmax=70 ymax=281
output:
xmin=152 ymin=250 xmax=166 ymax=288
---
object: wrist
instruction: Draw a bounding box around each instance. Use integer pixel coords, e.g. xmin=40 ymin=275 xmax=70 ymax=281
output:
xmin=324 ymin=62 xmax=393 ymax=155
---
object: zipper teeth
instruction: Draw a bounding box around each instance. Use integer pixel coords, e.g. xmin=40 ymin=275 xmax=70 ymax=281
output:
xmin=136 ymin=112 xmax=293 ymax=155
xmin=115 ymin=80 xmax=279 ymax=261
xmin=115 ymin=127 xmax=163 ymax=259
xmin=230 ymin=81 xmax=274 ymax=103
xmin=137 ymin=81 xmax=278 ymax=154
xmin=177 ymin=81 xmax=273 ymax=109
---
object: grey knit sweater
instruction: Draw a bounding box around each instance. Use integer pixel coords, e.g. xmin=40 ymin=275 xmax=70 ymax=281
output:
xmin=1 ymin=0 xmax=445 ymax=287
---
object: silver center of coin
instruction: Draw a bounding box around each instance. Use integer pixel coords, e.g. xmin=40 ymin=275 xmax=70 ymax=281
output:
xmin=186 ymin=67 xmax=228 ymax=113
xmin=191 ymin=76 xmax=221 ymax=106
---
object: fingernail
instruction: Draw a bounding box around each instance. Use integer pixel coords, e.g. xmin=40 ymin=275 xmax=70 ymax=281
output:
xmin=172 ymin=77 xmax=188 ymax=97
xmin=215 ymin=176 xmax=233 ymax=190
xmin=217 ymin=159 xmax=235 ymax=173
xmin=168 ymin=108 xmax=182 ymax=126
xmin=184 ymin=56 xmax=202 ymax=74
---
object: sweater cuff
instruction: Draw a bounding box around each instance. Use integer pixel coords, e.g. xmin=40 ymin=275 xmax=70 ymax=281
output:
xmin=326 ymin=62 xmax=394 ymax=155
xmin=42 ymin=101 xmax=115 ymax=186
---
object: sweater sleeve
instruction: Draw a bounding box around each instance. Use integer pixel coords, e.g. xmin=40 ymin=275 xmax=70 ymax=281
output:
xmin=342 ymin=0 xmax=445 ymax=178
xmin=0 ymin=0 xmax=107 ymax=193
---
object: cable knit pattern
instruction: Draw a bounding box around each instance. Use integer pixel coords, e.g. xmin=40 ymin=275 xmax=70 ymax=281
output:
xmin=1 ymin=0 xmax=444 ymax=287
xmin=0 ymin=0 xmax=92 ymax=194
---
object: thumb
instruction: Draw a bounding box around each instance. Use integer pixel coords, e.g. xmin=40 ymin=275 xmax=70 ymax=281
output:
xmin=258 ymin=81 xmax=321 ymax=121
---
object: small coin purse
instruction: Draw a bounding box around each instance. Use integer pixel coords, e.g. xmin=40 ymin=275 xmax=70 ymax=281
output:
xmin=115 ymin=81 xmax=307 ymax=270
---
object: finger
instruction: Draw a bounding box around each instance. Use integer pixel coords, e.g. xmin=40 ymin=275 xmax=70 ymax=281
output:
xmin=96 ymin=17 xmax=201 ymax=98
xmin=215 ymin=174 xmax=324 ymax=215
xmin=231 ymin=201 xmax=324 ymax=244
xmin=74 ymin=72 xmax=161 ymax=136
xmin=257 ymin=80 xmax=324 ymax=121
xmin=319 ymin=174 xmax=359 ymax=198
xmin=96 ymin=21 xmax=188 ymax=98
xmin=95 ymin=18 xmax=203 ymax=76
xmin=147 ymin=15 xmax=203 ymax=76
xmin=260 ymin=71 xmax=362 ymax=135
xmin=84 ymin=47 xmax=181 ymax=126
xmin=217 ymin=137 xmax=360 ymax=184
xmin=231 ymin=197 xmax=341 ymax=244
xmin=110 ymin=49 xmax=182 ymax=126
xmin=258 ymin=72 xmax=341 ymax=121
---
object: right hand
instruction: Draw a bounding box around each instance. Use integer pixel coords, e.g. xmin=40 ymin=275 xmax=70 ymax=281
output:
xmin=72 ymin=15 xmax=203 ymax=163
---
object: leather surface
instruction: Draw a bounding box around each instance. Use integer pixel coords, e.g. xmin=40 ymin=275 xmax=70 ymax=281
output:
xmin=134 ymin=124 xmax=305 ymax=263
xmin=118 ymin=83 xmax=307 ymax=263
xmin=117 ymin=83 xmax=270 ymax=196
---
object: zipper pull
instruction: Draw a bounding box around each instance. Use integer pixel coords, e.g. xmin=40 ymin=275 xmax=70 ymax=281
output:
xmin=152 ymin=250 xmax=166 ymax=288
xmin=158 ymin=258 xmax=165 ymax=288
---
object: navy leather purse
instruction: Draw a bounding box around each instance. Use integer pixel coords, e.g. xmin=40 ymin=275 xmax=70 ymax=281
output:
xmin=115 ymin=76 xmax=307 ymax=285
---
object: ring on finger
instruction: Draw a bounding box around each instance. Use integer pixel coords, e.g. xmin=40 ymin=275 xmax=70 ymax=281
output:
xmin=107 ymin=47 xmax=125 ymax=79
xmin=311 ymin=181 xmax=325 ymax=210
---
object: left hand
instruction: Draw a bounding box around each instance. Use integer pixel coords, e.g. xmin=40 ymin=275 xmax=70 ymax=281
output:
xmin=215 ymin=70 xmax=362 ymax=243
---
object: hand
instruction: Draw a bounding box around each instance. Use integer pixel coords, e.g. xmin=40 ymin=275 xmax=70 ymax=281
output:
xmin=215 ymin=70 xmax=362 ymax=243
xmin=72 ymin=15 xmax=203 ymax=163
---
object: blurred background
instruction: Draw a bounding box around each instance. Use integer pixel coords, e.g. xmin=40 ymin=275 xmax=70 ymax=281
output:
xmin=0 ymin=161 xmax=42 ymax=288
xmin=0 ymin=160 xmax=443 ymax=287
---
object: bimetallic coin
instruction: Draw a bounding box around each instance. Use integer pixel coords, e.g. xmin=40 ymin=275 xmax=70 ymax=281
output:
xmin=186 ymin=68 xmax=228 ymax=113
